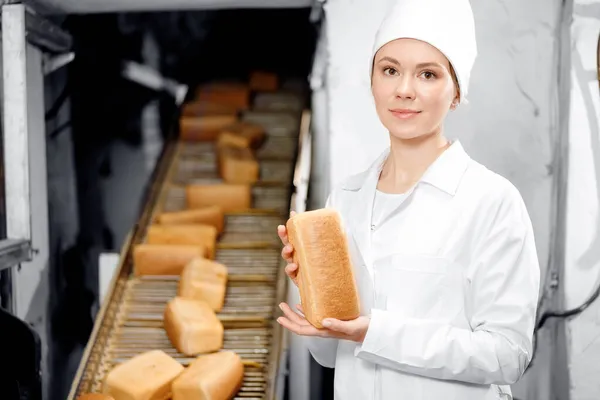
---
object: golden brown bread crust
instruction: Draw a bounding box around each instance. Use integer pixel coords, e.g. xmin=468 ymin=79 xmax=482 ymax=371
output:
xmin=195 ymin=83 xmax=250 ymax=110
xmin=178 ymin=258 xmax=228 ymax=312
xmin=171 ymin=351 xmax=244 ymax=400
xmin=103 ymin=350 xmax=184 ymax=400
xmin=181 ymin=101 xmax=239 ymax=117
xmin=217 ymin=146 xmax=260 ymax=185
xmin=217 ymin=122 xmax=266 ymax=150
xmin=286 ymin=208 xmax=360 ymax=328
xmin=133 ymin=244 xmax=206 ymax=276
xmin=249 ymin=71 xmax=279 ymax=92
xmin=217 ymin=131 xmax=253 ymax=150
xmin=186 ymin=184 xmax=252 ymax=212
xmin=146 ymin=224 xmax=218 ymax=259
xmin=163 ymin=297 xmax=224 ymax=356
xmin=180 ymin=115 xmax=239 ymax=142
xmin=77 ymin=394 xmax=115 ymax=400
xmin=156 ymin=206 xmax=225 ymax=234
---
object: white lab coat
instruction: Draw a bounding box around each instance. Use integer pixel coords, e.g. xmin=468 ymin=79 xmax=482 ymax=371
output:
xmin=304 ymin=141 xmax=540 ymax=400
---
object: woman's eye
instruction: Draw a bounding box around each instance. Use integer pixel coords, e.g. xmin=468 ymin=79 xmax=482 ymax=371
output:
xmin=383 ymin=67 xmax=397 ymax=76
xmin=421 ymin=71 xmax=436 ymax=80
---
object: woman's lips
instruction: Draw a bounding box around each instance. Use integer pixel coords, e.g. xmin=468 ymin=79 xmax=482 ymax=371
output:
xmin=390 ymin=109 xmax=421 ymax=119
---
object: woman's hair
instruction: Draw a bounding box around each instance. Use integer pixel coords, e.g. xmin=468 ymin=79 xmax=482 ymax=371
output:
xmin=448 ymin=63 xmax=461 ymax=102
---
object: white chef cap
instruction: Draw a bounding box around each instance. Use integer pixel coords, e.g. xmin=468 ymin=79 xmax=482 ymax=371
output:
xmin=370 ymin=0 xmax=478 ymax=103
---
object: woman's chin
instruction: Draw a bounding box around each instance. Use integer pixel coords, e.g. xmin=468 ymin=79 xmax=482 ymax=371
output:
xmin=387 ymin=130 xmax=426 ymax=141
xmin=386 ymin=124 xmax=442 ymax=143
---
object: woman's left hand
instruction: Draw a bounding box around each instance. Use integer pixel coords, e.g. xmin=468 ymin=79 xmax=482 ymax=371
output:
xmin=277 ymin=302 xmax=370 ymax=343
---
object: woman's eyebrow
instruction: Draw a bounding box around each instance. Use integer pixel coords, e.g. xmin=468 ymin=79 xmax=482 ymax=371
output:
xmin=378 ymin=56 xmax=400 ymax=65
xmin=377 ymin=58 xmax=444 ymax=70
xmin=416 ymin=62 xmax=444 ymax=69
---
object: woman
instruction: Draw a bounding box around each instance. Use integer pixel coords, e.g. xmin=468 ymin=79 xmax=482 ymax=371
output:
xmin=277 ymin=0 xmax=540 ymax=399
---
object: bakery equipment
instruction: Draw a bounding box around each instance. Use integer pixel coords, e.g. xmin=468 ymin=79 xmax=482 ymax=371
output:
xmin=67 ymin=87 xmax=306 ymax=399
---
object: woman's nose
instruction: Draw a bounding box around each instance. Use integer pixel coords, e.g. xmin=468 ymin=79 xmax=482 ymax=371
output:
xmin=395 ymin=76 xmax=416 ymax=99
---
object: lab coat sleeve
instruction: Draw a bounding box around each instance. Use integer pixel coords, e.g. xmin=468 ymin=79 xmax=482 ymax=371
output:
xmin=301 ymin=193 xmax=340 ymax=368
xmin=354 ymin=186 xmax=541 ymax=385
xmin=306 ymin=336 xmax=340 ymax=369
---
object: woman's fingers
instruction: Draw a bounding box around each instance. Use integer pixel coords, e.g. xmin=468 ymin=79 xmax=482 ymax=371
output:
xmin=279 ymin=302 xmax=309 ymax=326
xmin=277 ymin=225 xmax=289 ymax=246
xmin=277 ymin=316 xmax=321 ymax=336
xmin=278 ymin=303 xmax=347 ymax=339
xmin=284 ymin=262 xmax=298 ymax=280
xmin=277 ymin=315 xmax=333 ymax=338
xmin=277 ymin=302 xmax=324 ymax=336
xmin=281 ymin=244 xmax=294 ymax=263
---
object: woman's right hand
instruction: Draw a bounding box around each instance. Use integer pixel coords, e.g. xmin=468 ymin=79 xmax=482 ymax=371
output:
xmin=278 ymin=211 xmax=299 ymax=287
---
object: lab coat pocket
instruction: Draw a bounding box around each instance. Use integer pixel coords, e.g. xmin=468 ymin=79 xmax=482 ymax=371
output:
xmin=374 ymin=254 xmax=450 ymax=318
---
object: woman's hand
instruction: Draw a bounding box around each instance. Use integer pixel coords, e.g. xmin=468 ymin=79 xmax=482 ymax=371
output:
xmin=277 ymin=302 xmax=370 ymax=344
xmin=277 ymin=212 xmax=299 ymax=287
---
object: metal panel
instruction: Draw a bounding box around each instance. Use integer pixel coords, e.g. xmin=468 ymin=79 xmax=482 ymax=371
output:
xmin=25 ymin=0 xmax=312 ymax=14
xmin=0 ymin=239 xmax=33 ymax=272
xmin=2 ymin=3 xmax=31 ymax=244
xmin=1 ymin=4 xmax=31 ymax=315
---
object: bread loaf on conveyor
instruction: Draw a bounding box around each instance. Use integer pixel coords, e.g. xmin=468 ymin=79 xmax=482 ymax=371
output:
xmin=218 ymin=146 xmax=260 ymax=185
xmin=286 ymin=208 xmax=361 ymax=328
xmin=180 ymin=115 xmax=239 ymax=142
xmin=195 ymin=83 xmax=250 ymax=110
xmin=133 ymin=244 xmax=206 ymax=276
xmin=217 ymin=121 xmax=266 ymax=150
xmin=77 ymin=394 xmax=115 ymax=400
xmin=186 ymin=184 xmax=252 ymax=212
xmin=156 ymin=206 xmax=225 ymax=234
xmin=103 ymin=350 xmax=184 ymax=400
xmin=179 ymin=258 xmax=228 ymax=312
xmin=249 ymin=71 xmax=279 ymax=92
xmin=146 ymin=224 xmax=218 ymax=259
xmin=181 ymin=101 xmax=239 ymax=117
xmin=163 ymin=297 xmax=224 ymax=356
xmin=171 ymin=351 xmax=244 ymax=400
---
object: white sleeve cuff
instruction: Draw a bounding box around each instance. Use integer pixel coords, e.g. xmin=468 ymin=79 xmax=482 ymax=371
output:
xmin=354 ymin=309 xmax=386 ymax=357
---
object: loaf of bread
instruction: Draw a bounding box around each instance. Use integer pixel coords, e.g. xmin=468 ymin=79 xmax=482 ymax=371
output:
xmin=179 ymin=258 xmax=228 ymax=312
xmin=146 ymin=224 xmax=218 ymax=259
xmin=78 ymin=394 xmax=115 ymax=400
xmin=133 ymin=244 xmax=206 ymax=276
xmin=195 ymin=83 xmax=250 ymax=110
xmin=217 ymin=122 xmax=266 ymax=150
xmin=249 ymin=71 xmax=279 ymax=92
xmin=286 ymin=208 xmax=360 ymax=328
xmin=164 ymin=297 xmax=224 ymax=356
xmin=186 ymin=184 xmax=252 ymax=212
xmin=180 ymin=115 xmax=238 ymax=142
xmin=217 ymin=146 xmax=260 ymax=184
xmin=171 ymin=351 xmax=244 ymax=400
xmin=156 ymin=206 xmax=225 ymax=233
xmin=103 ymin=350 xmax=184 ymax=400
xmin=181 ymin=101 xmax=238 ymax=117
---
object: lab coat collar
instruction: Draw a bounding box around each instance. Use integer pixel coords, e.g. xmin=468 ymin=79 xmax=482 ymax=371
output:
xmin=421 ymin=140 xmax=471 ymax=196
xmin=341 ymin=140 xmax=471 ymax=196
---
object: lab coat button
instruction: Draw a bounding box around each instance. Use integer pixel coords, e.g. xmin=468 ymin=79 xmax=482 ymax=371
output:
xmin=371 ymin=224 xmax=375 ymax=231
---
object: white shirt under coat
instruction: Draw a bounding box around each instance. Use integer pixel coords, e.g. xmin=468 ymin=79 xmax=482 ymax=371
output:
xmin=303 ymin=141 xmax=541 ymax=400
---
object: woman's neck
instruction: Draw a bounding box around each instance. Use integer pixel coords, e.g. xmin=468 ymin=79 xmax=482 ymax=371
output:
xmin=378 ymin=133 xmax=450 ymax=193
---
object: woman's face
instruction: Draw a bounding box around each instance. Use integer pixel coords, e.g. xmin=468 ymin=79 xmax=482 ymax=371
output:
xmin=371 ymin=38 xmax=458 ymax=141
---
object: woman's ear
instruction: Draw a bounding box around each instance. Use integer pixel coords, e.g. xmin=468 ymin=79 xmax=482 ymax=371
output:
xmin=450 ymin=96 xmax=459 ymax=111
